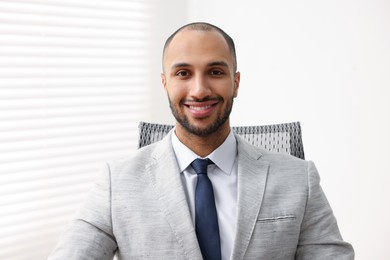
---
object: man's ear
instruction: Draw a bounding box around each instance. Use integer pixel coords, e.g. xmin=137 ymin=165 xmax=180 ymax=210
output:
xmin=161 ymin=73 xmax=167 ymax=94
xmin=233 ymin=71 xmax=240 ymax=98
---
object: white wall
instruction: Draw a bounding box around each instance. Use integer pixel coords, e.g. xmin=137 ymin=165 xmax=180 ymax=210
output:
xmin=149 ymin=0 xmax=390 ymax=259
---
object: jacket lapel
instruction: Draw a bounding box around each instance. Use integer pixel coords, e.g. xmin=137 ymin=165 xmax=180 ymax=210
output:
xmin=231 ymin=135 xmax=269 ymax=260
xmin=146 ymin=132 xmax=202 ymax=259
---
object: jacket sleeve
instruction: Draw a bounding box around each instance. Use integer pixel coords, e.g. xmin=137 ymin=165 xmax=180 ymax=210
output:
xmin=295 ymin=161 xmax=354 ymax=259
xmin=48 ymin=163 xmax=117 ymax=260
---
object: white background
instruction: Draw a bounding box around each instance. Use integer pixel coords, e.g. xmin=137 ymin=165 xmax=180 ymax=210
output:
xmin=148 ymin=0 xmax=390 ymax=259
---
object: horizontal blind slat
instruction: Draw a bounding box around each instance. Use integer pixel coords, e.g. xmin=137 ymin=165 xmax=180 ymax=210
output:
xmin=0 ymin=162 xmax=103 ymax=184
xmin=0 ymin=0 xmax=149 ymax=17
xmin=0 ymin=77 xmax=147 ymax=88
xmin=0 ymin=11 xmax=149 ymax=30
xmin=0 ymin=86 xmax=147 ymax=98
xmin=1 ymin=148 xmax=134 ymax=174
xmin=0 ymin=24 xmax=150 ymax=39
xmin=0 ymin=96 xmax=148 ymax=110
xmin=0 ymin=56 xmax=148 ymax=67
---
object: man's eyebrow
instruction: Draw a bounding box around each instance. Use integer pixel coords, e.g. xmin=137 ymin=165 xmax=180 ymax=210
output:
xmin=170 ymin=61 xmax=229 ymax=71
xmin=207 ymin=61 xmax=229 ymax=67
xmin=171 ymin=62 xmax=191 ymax=70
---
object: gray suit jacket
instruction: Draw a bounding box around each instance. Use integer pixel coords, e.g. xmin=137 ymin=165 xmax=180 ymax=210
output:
xmin=49 ymin=132 xmax=354 ymax=259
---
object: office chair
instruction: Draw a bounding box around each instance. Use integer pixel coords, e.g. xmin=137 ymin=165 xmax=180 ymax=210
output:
xmin=138 ymin=121 xmax=305 ymax=159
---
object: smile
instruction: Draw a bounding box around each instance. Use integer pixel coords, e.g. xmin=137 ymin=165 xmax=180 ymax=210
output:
xmin=183 ymin=100 xmax=220 ymax=118
xmin=188 ymin=105 xmax=212 ymax=111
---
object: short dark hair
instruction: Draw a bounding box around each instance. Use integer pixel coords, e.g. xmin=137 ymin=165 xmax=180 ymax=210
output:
xmin=162 ymin=22 xmax=237 ymax=72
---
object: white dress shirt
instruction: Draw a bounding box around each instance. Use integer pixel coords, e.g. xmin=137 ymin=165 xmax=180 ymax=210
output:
xmin=171 ymin=130 xmax=238 ymax=260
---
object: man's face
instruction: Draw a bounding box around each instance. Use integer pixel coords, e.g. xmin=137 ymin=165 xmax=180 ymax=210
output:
xmin=161 ymin=29 xmax=240 ymax=137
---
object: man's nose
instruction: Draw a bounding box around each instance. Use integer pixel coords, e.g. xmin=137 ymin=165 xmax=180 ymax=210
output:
xmin=189 ymin=75 xmax=211 ymax=100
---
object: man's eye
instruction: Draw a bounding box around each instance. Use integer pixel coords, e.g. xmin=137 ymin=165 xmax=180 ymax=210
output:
xmin=210 ymin=70 xmax=223 ymax=76
xmin=176 ymin=71 xmax=189 ymax=77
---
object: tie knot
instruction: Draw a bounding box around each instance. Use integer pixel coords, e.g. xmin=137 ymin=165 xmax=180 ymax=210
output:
xmin=191 ymin=158 xmax=213 ymax=175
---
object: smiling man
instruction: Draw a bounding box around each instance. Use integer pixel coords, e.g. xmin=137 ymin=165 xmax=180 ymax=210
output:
xmin=49 ymin=22 xmax=354 ymax=260
xmin=162 ymin=24 xmax=240 ymax=157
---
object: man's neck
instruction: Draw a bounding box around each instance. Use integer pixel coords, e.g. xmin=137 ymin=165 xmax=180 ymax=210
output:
xmin=175 ymin=123 xmax=231 ymax=158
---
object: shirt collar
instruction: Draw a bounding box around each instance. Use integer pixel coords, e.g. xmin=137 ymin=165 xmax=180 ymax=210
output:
xmin=171 ymin=129 xmax=237 ymax=176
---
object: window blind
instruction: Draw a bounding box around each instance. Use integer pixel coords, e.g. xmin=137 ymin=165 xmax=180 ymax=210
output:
xmin=0 ymin=1 xmax=152 ymax=259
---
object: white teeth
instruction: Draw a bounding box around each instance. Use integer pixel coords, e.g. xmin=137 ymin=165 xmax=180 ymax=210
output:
xmin=189 ymin=105 xmax=211 ymax=111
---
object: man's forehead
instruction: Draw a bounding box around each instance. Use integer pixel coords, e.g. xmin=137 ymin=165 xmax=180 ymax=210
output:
xmin=166 ymin=29 xmax=227 ymax=51
xmin=163 ymin=29 xmax=232 ymax=68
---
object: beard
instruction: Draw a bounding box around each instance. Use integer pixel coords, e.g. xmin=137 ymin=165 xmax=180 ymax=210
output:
xmin=168 ymin=96 xmax=234 ymax=137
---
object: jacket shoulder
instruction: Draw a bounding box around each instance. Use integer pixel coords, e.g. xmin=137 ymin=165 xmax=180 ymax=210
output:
xmin=106 ymin=133 xmax=173 ymax=176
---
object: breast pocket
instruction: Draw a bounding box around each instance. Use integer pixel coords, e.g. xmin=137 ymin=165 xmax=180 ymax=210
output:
xmin=248 ymin=214 xmax=300 ymax=258
xmin=255 ymin=213 xmax=299 ymax=237
xmin=257 ymin=214 xmax=296 ymax=223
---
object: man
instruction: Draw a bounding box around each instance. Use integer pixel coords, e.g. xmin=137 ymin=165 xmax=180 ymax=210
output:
xmin=50 ymin=22 xmax=354 ymax=259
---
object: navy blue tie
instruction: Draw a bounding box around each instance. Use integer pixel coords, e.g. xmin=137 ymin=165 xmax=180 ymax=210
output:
xmin=191 ymin=158 xmax=221 ymax=260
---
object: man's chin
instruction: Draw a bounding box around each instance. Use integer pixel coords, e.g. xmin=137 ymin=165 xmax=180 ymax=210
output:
xmin=170 ymin=97 xmax=233 ymax=137
xmin=177 ymin=118 xmax=228 ymax=137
